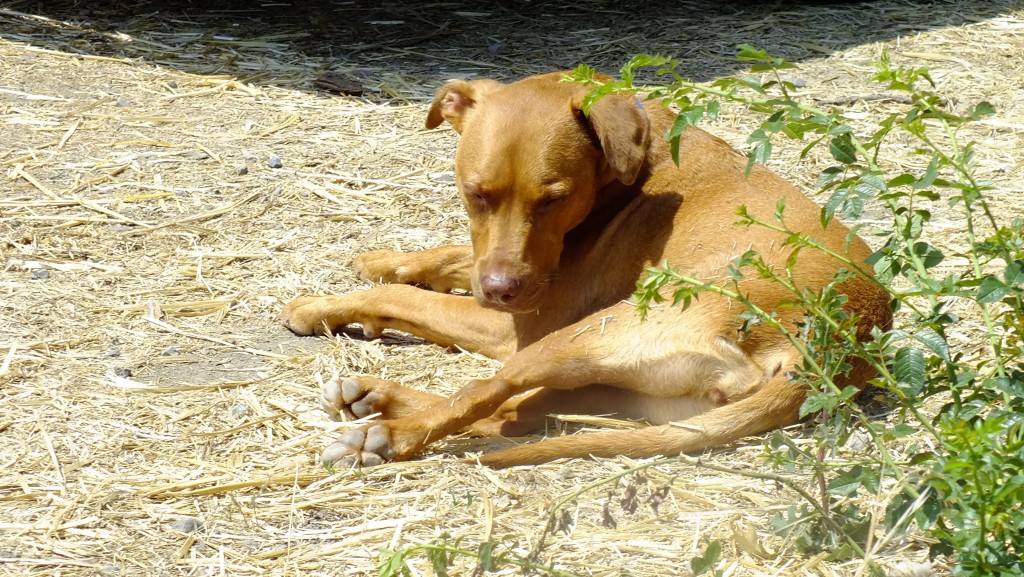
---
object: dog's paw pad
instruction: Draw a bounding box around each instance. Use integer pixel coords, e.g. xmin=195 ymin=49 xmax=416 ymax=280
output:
xmin=322 ymin=378 xmax=388 ymax=421
xmin=321 ymin=424 xmax=393 ymax=468
xmin=321 ymin=379 xmax=345 ymax=420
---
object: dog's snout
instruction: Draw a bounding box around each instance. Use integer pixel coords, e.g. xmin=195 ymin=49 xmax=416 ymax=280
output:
xmin=481 ymin=272 xmax=522 ymax=305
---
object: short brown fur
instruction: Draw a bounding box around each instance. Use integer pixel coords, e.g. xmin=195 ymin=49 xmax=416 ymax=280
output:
xmin=282 ymin=72 xmax=891 ymax=468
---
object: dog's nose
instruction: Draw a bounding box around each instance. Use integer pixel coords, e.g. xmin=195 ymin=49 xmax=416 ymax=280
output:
xmin=480 ymin=272 xmax=522 ymax=305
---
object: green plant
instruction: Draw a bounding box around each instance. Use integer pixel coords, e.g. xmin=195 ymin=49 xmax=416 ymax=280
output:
xmin=377 ymin=533 xmax=581 ymax=577
xmin=570 ymin=46 xmax=1024 ymax=575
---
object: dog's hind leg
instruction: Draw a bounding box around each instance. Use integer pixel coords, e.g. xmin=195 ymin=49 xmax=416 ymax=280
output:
xmin=472 ymin=365 xmax=806 ymax=467
xmin=318 ymin=297 xmax=798 ymax=467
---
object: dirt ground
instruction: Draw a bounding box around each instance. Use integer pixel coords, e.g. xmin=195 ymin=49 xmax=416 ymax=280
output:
xmin=2 ymin=1 xmax=1023 ymax=576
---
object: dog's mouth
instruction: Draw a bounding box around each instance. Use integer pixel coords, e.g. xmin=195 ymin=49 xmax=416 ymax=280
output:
xmin=473 ymin=276 xmax=547 ymax=314
xmin=479 ymin=297 xmax=540 ymax=314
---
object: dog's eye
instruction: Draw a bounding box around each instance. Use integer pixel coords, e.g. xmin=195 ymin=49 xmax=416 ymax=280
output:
xmin=465 ymin=191 xmax=489 ymax=209
xmin=539 ymin=195 xmax=565 ymax=209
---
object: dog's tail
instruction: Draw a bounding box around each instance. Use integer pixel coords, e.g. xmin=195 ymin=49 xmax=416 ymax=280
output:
xmin=473 ymin=374 xmax=807 ymax=468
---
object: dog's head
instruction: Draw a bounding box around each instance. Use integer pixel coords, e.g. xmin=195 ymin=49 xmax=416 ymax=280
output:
xmin=426 ymin=73 xmax=651 ymax=313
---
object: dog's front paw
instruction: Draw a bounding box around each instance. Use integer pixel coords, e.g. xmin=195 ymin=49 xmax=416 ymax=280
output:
xmin=281 ymin=295 xmax=333 ymax=335
xmin=282 ymin=295 xmax=385 ymax=338
xmin=354 ymin=250 xmax=414 ymax=285
xmin=321 ymin=424 xmax=395 ymax=468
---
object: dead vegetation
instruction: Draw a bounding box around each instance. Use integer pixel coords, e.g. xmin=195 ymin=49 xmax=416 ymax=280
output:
xmin=1 ymin=1 xmax=1023 ymax=575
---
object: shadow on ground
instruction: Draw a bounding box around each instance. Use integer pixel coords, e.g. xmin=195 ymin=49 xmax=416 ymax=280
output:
xmin=3 ymin=0 xmax=1021 ymax=98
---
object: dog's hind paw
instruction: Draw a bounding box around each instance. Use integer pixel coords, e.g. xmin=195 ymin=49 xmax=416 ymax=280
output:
xmin=321 ymin=424 xmax=394 ymax=468
xmin=321 ymin=377 xmax=387 ymax=420
xmin=321 ymin=376 xmax=445 ymax=422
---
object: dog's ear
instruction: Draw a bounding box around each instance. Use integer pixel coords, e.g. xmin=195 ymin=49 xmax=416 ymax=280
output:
xmin=575 ymin=94 xmax=651 ymax=186
xmin=426 ymin=79 xmax=502 ymax=133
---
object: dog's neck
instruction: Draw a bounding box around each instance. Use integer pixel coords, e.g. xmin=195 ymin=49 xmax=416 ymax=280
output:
xmin=563 ymin=167 xmax=649 ymax=254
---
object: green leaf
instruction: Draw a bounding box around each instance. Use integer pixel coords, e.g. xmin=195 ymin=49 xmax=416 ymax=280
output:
xmin=667 ymin=112 xmax=692 ymax=139
xmin=828 ymin=465 xmax=875 ymax=497
xmin=706 ymin=99 xmax=721 ymax=119
xmin=914 ymin=328 xmax=950 ymax=362
xmin=823 ymin=187 xmax=848 ymax=227
xmin=913 ymin=157 xmax=939 ymax=190
xmin=829 ymin=133 xmax=857 ymax=164
xmin=736 ymin=44 xmax=768 ymax=62
xmin=377 ymin=548 xmax=408 ymax=577
xmin=869 ymin=253 xmax=899 ymax=283
xmin=889 ymin=423 xmax=917 ymax=438
xmin=774 ymin=197 xmax=786 ymax=222
xmin=429 ymin=548 xmax=451 ymax=577
xmin=477 ymin=542 xmax=496 ymax=572
xmin=747 ymin=138 xmax=772 ymax=173
xmin=977 ymin=276 xmax=1010 ymax=303
xmin=690 ymin=540 xmax=722 ymax=576
xmin=1005 ymin=260 xmax=1024 ymax=287
xmin=894 ymin=346 xmax=925 ymax=395
xmin=682 ymin=106 xmax=705 ymax=128
xmin=969 ymin=101 xmax=996 ymax=119
xmin=669 ymin=135 xmax=681 ymax=167
xmin=818 ymin=166 xmax=845 ymax=187
xmin=888 ymin=173 xmax=916 ymax=188
xmin=911 ymin=241 xmax=944 ymax=269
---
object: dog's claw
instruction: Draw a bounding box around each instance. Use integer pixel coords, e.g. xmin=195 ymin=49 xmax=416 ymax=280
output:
xmin=321 ymin=424 xmax=394 ymax=468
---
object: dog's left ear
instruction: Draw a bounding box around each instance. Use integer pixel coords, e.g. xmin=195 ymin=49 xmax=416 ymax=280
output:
xmin=574 ymin=94 xmax=651 ymax=186
xmin=426 ymin=79 xmax=502 ymax=133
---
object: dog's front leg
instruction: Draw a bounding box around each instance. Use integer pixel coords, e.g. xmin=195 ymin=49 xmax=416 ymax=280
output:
xmin=354 ymin=245 xmax=473 ymax=293
xmin=282 ymin=285 xmax=516 ymax=360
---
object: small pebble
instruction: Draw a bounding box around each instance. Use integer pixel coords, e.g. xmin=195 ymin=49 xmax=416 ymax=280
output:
xmin=106 ymin=348 xmax=121 ymax=357
xmin=112 ymin=367 xmax=132 ymax=378
xmin=167 ymin=80 xmax=178 ymax=89
xmin=31 ymin=269 xmax=50 ymax=280
xmin=792 ymin=77 xmax=807 ymax=88
xmin=99 ymin=567 xmax=120 ymax=577
xmin=230 ymin=403 xmax=250 ymax=418
xmin=115 ymin=97 xmax=131 ymax=107
xmin=170 ymin=517 xmax=203 ymax=534
xmin=268 ymin=154 xmax=283 ymax=169
xmin=161 ymin=345 xmax=180 ymax=356
xmin=235 ymin=165 xmax=248 ymax=176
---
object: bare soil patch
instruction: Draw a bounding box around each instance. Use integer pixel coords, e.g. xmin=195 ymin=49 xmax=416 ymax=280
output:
xmin=2 ymin=1 xmax=1023 ymax=575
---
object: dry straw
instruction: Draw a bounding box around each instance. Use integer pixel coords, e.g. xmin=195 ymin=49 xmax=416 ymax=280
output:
xmin=1 ymin=1 xmax=1022 ymax=575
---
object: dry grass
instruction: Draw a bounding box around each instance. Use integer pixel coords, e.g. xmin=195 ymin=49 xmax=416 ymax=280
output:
xmin=2 ymin=1 xmax=1023 ymax=575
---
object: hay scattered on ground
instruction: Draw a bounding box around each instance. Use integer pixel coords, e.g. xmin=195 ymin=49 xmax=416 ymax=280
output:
xmin=2 ymin=1 xmax=1023 ymax=575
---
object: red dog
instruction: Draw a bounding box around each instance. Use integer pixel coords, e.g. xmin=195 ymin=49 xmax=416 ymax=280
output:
xmin=282 ymin=72 xmax=891 ymax=467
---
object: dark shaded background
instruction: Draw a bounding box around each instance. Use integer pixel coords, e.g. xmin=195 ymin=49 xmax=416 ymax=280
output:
xmin=2 ymin=0 xmax=1018 ymax=94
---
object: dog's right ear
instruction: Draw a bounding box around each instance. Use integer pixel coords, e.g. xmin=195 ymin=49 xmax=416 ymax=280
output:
xmin=426 ymin=80 xmax=501 ymax=133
